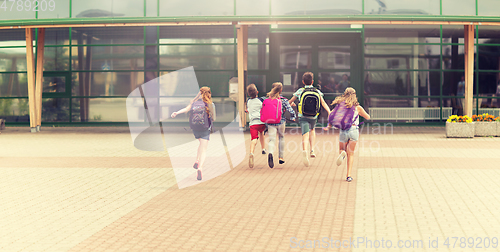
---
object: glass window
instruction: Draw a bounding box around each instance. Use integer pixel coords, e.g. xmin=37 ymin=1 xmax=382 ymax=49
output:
xmin=72 ymin=46 xmax=144 ymax=71
xmin=318 ymin=72 xmax=351 ymax=95
xmin=366 ymin=97 xmax=441 ymax=108
xmin=159 ymin=0 xmax=233 ymax=16
xmin=442 ymin=44 xmax=465 ymax=70
xmin=42 ymin=98 xmax=70 ymax=122
xmin=0 ymin=6 xmax=36 ymax=20
xmin=247 ymin=75 xmax=267 ymax=94
xmin=442 ymin=71 xmax=466 ymax=96
xmin=364 ymin=25 xmax=440 ymax=43
xmin=44 ymin=47 xmax=69 ymax=71
xmin=365 ymin=44 xmax=440 ymax=71
xmin=72 ymin=71 xmax=144 ymax=97
xmin=159 ymin=45 xmax=235 ymax=70
xmin=0 ymin=48 xmax=27 ymax=71
xmin=279 ymin=71 xmax=311 ymax=96
xmin=366 ymin=71 xmax=441 ymax=96
xmin=146 ymin=0 xmax=158 ymax=17
xmin=442 ymin=0 xmax=476 ymax=16
xmin=0 ymin=30 xmax=28 ymax=46
xmin=478 ymin=72 xmax=499 ymax=95
xmin=280 ymin=45 xmax=312 ymax=69
xmin=319 ymin=46 xmax=350 ymax=70
xmin=38 ymin=0 xmax=70 ymax=19
xmin=0 ymin=73 xmax=28 ymax=97
xmin=160 ymin=97 xmax=236 ymax=123
xmin=0 ymin=98 xmax=29 ymax=121
xmin=364 ymin=0 xmax=439 ymax=15
xmin=478 ymin=45 xmax=500 ymax=71
xmin=236 ymin=0 xmax=269 ymax=16
xmin=271 ymin=0 xmax=362 ymax=15
xmin=72 ymin=98 xmax=129 ymax=122
xmin=72 ymin=27 xmax=144 ymax=45
xmin=43 ymin=76 xmax=66 ymax=93
xmin=248 ymin=45 xmax=269 ymax=70
xmin=159 ymin=26 xmax=234 ymax=43
xmin=72 ymin=0 xmax=143 ymax=18
xmin=159 ymin=71 xmax=235 ymax=97
xmin=45 ymin=28 xmax=70 ymax=45
xmin=478 ymin=0 xmax=500 ymax=16
xmin=248 ymin=25 xmax=270 ymax=44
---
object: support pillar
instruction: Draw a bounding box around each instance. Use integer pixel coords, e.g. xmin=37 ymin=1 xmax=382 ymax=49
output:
xmin=25 ymin=28 xmax=37 ymax=133
xmin=236 ymin=25 xmax=248 ymax=129
xmin=464 ymin=25 xmax=475 ymax=117
xmin=35 ymin=28 xmax=45 ymax=132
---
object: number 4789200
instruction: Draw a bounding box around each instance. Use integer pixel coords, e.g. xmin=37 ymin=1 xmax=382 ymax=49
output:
xmin=1 ymin=0 xmax=56 ymax=12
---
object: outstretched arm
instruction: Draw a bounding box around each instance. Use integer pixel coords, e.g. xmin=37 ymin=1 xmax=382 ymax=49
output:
xmin=320 ymin=97 xmax=331 ymax=115
xmin=282 ymin=98 xmax=296 ymax=121
xmin=357 ymin=106 xmax=370 ymax=120
xmin=171 ymin=104 xmax=192 ymax=118
xmin=288 ymin=96 xmax=297 ymax=107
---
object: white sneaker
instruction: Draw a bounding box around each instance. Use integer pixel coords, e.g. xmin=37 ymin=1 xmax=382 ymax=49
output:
xmin=302 ymin=151 xmax=310 ymax=167
xmin=336 ymin=151 xmax=346 ymax=166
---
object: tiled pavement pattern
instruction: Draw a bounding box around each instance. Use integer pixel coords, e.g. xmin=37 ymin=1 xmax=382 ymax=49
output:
xmin=1 ymin=126 xmax=500 ymax=251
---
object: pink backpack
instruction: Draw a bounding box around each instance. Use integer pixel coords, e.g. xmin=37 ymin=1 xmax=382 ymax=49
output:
xmin=260 ymin=98 xmax=282 ymax=124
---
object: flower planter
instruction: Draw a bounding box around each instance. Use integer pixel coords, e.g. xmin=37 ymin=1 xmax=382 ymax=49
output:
xmin=497 ymin=121 xmax=500 ymax=137
xmin=474 ymin=121 xmax=497 ymax=137
xmin=446 ymin=121 xmax=475 ymax=138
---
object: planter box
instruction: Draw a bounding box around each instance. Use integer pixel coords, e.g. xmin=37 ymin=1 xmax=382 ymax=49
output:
xmin=446 ymin=122 xmax=475 ymax=138
xmin=474 ymin=121 xmax=497 ymax=137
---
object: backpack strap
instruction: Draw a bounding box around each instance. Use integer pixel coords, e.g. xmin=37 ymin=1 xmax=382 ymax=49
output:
xmin=257 ymin=97 xmax=264 ymax=103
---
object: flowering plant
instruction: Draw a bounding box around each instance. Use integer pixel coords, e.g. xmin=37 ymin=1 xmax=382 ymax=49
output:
xmin=472 ymin=113 xmax=496 ymax=122
xmin=447 ymin=115 xmax=472 ymax=123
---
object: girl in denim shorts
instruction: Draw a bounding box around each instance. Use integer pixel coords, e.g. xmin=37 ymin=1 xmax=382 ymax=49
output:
xmin=324 ymin=88 xmax=370 ymax=182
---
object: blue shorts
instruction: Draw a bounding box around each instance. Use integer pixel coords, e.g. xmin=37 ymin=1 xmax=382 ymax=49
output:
xmin=339 ymin=126 xmax=359 ymax=143
xmin=193 ymin=129 xmax=210 ymax=140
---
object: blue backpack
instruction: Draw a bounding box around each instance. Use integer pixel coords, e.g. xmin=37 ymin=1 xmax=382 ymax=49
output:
xmin=189 ymin=100 xmax=211 ymax=131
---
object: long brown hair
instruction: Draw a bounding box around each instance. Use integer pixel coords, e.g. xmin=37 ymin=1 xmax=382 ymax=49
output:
xmin=331 ymin=87 xmax=359 ymax=108
xmin=267 ymin=82 xmax=283 ymax=99
xmin=191 ymin=86 xmax=212 ymax=117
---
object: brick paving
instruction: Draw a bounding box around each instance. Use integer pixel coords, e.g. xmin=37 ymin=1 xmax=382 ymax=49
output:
xmin=1 ymin=126 xmax=500 ymax=251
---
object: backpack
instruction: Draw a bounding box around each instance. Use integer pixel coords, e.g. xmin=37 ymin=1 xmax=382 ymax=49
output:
xmin=189 ymin=100 xmax=211 ymax=131
xmin=298 ymin=87 xmax=321 ymax=117
xmin=328 ymin=101 xmax=359 ymax=130
xmin=260 ymin=98 xmax=282 ymax=124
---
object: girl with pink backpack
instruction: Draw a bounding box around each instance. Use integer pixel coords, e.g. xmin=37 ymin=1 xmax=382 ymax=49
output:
xmin=261 ymin=82 xmax=296 ymax=168
xmin=323 ymin=87 xmax=370 ymax=182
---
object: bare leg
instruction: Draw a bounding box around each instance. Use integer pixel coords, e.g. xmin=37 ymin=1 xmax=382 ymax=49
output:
xmin=302 ymin=132 xmax=310 ymax=152
xmin=346 ymin=140 xmax=357 ymax=178
xmin=259 ymin=131 xmax=267 ymax=153
xmin=309 ymin=128 xmax=316 ymax=156
xmin=250 ymin=139 xmax=258 ymax=154
xmin=197 ymin=139 xmax=209 ymax=171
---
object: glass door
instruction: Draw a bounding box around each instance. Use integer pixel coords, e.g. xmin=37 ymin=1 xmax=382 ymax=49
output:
xmin=269 ymin=32 xmax=363 ymax=123
xmin=41 ymin=72 xmax=72 ymax=122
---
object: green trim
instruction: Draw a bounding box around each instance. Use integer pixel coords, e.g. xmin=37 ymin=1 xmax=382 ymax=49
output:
xmin=0 ymin=71 xmax=28 ymax=74
xmin=439 ymin=25 xmax=443 ymax=121
xmin=362 ymin=0 xmax=364 ymax=15
xmin=0 ymin=96 xmax=29 ymax=99
xmin=6 ymin=15 xmax=500 ymax=27
xmin=440 ymin=0 xmax=442 ymax=15
xmin=476 ymin=0 xmax=478 ymax=16
xmin=144 ymin=0 xmax=147 ymax=17
xmin=234 ymin=0 xmax=236 ymax=16
xmin=69 ymin=0 xmax=72 ymax=18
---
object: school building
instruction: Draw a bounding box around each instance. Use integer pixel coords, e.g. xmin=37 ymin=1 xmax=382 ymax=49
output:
xmin=1 ymin=0 xmax=500 ymax=131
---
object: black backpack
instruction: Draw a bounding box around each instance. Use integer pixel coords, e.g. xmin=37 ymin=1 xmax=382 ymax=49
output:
xmin=189 ymin=100 xmax=211 ymax=131
xmin=299 ymin=87 xmax=321 ymax=117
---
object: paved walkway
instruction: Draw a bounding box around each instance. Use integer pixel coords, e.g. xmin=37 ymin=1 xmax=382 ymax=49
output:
xmin=1 ymin=126 xmax=500 ymax=251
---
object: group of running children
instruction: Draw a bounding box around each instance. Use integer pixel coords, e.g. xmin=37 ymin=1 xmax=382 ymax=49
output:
xmin=171 ymin=72 xmax=370 ymax=182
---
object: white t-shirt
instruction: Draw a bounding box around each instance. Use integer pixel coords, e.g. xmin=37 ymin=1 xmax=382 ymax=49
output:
xmin=247 ymin=98 xmax=265 ymax=126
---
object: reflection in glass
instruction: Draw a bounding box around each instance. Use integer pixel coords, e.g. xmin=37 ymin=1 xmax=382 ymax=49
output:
xmin=364 ymin=25 xmax=440 ymax=43
xmin=248 ymin=75 xmax=267 ymax=95
xmin=72 ymin=0 xmax=143 ymax=18
xmin=44 ymin=47 xmax=69 ymax=71
xmin=364 ymin=0 xmax=439 ymax=15
xmin=43 ymin=76 xmax=66 ymax=93
xmin=159 ymin=45 xmax=235 ymax=70
xmin=318 ymin=72 xmax=351 ymax=95
xmin=319 ymin=46 xmax=350 ymax=69
xmin=72 ymin=72 xmax=145 ymax=97
xmin=45 ymin=28 xmax=70 ymax=45
xmin=72 ymin=27 xmax=144 ymax=45
xmin=159 ymin=26 xmax=235 ymax=43
xmin=364 ymin=44 xmax=440 ymax=71
xmin=72 ymin=46 xmax=144 ymax=71
xmin=442 ymin=0 xmax=475 ymax=16
xmin=42 ymin=98 xmax=70 ymax=122
xmin=0 ymin=98 xmax=29 ymax=121
xmin=38 ymin=0 xmax=70 ymax=19
xmin=478 ymin=0 xmax=500 ymax=16
xmin=0 ymin=73 xmax=28 ymax=97
xmin=248 ymin=45 xmax=269 ymax=70
xmin=159 ymin=71 xmax=235 ymax=97
xmin=272 ymin=0 xmax=361 ymax=15
xmin=159 ymin=0 xmax=233 ymax=16
xmin=280 ymin=46 xmax=312 ymax=69
xmin=366 ymin=71 xmax=440 ymax=96
xmin=73 ymin=98 xmax=128 ymax=122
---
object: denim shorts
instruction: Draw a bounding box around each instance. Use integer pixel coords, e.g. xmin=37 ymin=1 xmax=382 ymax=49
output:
xmin=339 ymin=126 xmax=359 ymax=143
xmin=193 ymin=129 xmax=211 ymax=140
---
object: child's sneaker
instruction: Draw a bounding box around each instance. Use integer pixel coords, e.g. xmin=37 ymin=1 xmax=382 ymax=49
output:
xmin=310 ymin=150 xmax=316 ymax=158
xmin=336 ymin=151 xmax=346 ymax=166
xmin=268 ymin=153 xmax=274 ymax=168
xmin=262 ymin=149 xmax=266 ymax=155
xmin=302 ymin=151 xmax=310 ymax=167
xmin=193 ymin=161 xmax=199 ymax=169
xmin=197 ymin=170 xmax=202 ymax=180
xmin=249 ymin=153 xmax=254 ymax=168
xmin=279 ymin=159 xmax=285 ymax=164
xmin=346 ymin=176 xmax=353 ymax=182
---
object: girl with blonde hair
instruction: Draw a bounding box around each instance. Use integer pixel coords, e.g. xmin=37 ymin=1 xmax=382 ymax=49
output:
xmin=324 ymin=87 xmax=370 ymax=182
xmin=171 ymin=86 xmax=216 ymax=181
xmin=265 ymin=82 xmax=296 ymax=168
